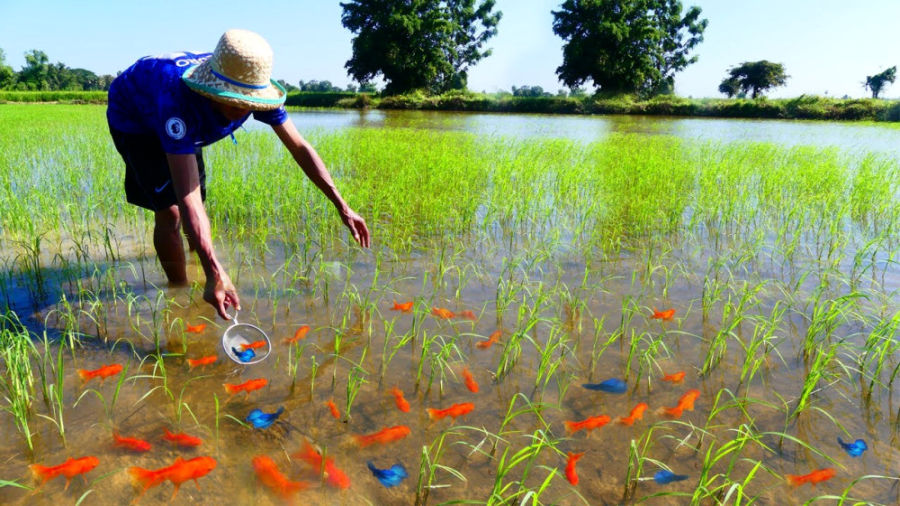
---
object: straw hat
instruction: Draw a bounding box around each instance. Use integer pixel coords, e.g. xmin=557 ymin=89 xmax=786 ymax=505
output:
xmin=182 ymin=29 xmax=286 ymax=110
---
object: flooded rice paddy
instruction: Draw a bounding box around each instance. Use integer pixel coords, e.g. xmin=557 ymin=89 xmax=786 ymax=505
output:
xmin=1 ymin=105 xmax=899 ymax=504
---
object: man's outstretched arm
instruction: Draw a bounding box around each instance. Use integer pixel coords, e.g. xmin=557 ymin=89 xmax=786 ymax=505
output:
xmin=271 ymin=118 xmax=371 ymax=248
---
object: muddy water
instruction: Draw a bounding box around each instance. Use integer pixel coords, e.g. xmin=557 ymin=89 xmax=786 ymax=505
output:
xmin=1 ymin=228 xmax=898 ymax=505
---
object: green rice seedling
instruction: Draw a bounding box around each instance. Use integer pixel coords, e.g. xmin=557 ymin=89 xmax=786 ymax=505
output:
xmin=0 ymin=313 xmax=38 ymax=450
xmin=587 ymin=316 xmax=614 ymax=380
xmin=700 ymin=280 xmax=764 ymax=377
xmin=308 ymin=355 xmax=319 ymax=398
xmin=800 ymin=288 xmax=865 ymax=359
xmin=344 ymin=352 xmax=368 ymax=420
xmin=487 ymin=429 xmax=559 ymax=505
xmin=414 ymin=430 xmax=466 ymax=506
xmin=790 ymin=342 xmax=843 ymax=421
xmin=688 ymin=424 xmax=781 ymax=504
xmin=527 ymin=325 xmax=573 ymax=400
xmin=425 ymin=336 xmax=463 ymax=397
xmin=35 ymin=329 xmax=67 ymax=446
xmin=380 ymin=326 xmax=413 ymax=387
xmin=735 ymin=303 xmax=786 ymax=393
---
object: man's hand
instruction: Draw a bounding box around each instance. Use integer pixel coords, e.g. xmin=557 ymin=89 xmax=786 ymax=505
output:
xmin=204 ymin=275 xmax=241 ymax=320
xmin=340 ymin=206 xmax=371 ymax=248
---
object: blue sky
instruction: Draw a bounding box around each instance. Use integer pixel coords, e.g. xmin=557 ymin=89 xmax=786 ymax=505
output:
xmin=1 ymin=0 xmax=898 ymax=98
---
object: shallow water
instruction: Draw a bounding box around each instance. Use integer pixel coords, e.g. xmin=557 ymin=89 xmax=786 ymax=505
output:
xmin=1 ymin=107 xmax=899 ymax=504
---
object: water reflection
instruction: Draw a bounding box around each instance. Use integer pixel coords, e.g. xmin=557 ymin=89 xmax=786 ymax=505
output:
xmin=264 ymin=109 xmax=900 ymax=156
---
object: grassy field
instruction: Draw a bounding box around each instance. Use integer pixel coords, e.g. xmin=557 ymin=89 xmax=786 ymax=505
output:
xmin=0 ymin=104 xmax=899 ymax=504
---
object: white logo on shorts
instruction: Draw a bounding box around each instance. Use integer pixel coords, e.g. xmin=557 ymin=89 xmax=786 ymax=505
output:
xmin=165 ymin=117 xmax=187 ymax=140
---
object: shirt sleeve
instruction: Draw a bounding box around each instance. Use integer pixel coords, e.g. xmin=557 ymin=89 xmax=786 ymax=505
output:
xmin=252 ymin=106 xmax=287 ymax=126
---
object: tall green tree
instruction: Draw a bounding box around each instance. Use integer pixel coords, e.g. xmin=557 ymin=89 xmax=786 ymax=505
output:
xmin=864 ymin=66 xmax=896 ymax=99
xmin=0 ymin=49 xmax=15 ymax=89
xmin=718 ymin=60 xmax=788 ymax=99
xmin=19 ymin=49 xmax=50 ymax=90
xmin=341 ymin=0 xmax=501 ymax=94
xmin=552 ymin=0 xmax=707 ymax=96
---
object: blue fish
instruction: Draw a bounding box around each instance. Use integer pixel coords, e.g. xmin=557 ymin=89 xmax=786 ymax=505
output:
xmin=653 ymin=469 xmax=688 ymax=484
xmin=582 ymin=378 xmax=627 ymax=394
xmin=367 ymin=461 xmax=408 ymax=488
xmin=232 ymin=346 xmax=255 ymax=362
xmin=837 ymin=437 xmax=867 ymax=457
xmin=246 ymin=406 xmax=285 ymax=429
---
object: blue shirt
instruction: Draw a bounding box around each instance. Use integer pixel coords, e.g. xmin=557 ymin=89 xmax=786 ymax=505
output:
xmin=107 ymin=51 xmax=287 ymax=154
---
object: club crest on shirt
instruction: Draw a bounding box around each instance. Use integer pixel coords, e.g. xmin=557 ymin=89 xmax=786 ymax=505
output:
xmin=165 ymin=117 xmax=186 ymax=140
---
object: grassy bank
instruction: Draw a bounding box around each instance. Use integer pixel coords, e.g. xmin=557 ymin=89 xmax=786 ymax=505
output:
xmin=4 ymin=90 xmax=900 ymax=122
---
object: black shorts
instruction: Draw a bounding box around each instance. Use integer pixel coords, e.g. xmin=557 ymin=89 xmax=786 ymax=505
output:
xmin=109 ymin=127 xmax=206 ymax=211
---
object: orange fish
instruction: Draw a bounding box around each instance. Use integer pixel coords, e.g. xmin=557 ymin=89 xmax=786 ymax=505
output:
xmin=293 ymin=440 xmax=351 ymax=489
xmin=391 ymin=387 xmax=410 ymax=413
xmin=392 ymin=300 xmax=414 ymax=313
xmin=565 ymin=452 xmax=584 ymax=485
xmin=678 ymin=389 xmax=700 ymax=411
xmin=113 ymin=431 xmax=152 ymax=452
xmin=427 ymin=402 xmax=475 ymax=421
xmin=458 ymin=310 xmax=477 ymax=321
xmin=462 ymin=367 xmax=479 ymax=393
xmin=354 ymin=425 xmax=411 ymax=447
xmin=163 ymin=428 xmax=202 ymax=448
xmin=253 ymin=455 xmax=309 ymax=499
xmin=326 ymin=399 xmax=341 ymax=420
xmin=564 ymin=414 xmax=611 ymax=434
xmin=240 ymin=340 xmax=267 ymax=351
xmin=186 ymin=355 xmax=217 ymax=368
xmin=476 ymin=329 xmax=502 ymax=349
xmin=185 ymin=323 xmax=207 ymax=333
xmin=662 ymin=371 xmax=685 ymax=383
xmin=30 ymin=456 xmax=99 ymax=490
xmin=284 ymin=325 xmax=310 ymax=344
xmin=130 ymin=456 xmax=216 ymax=500
xmin=785 ymin=468 xmax=836 ymax=486
xmin=616 ymin=403 xmax=649 ymax=426
xmin=77 ymin=363 xmax=123 ymax=383
xmin=223 ymin=378 xmax=268 ymax=397
xmin=431 ymin=307 xmax=455 ymax=319
xmin=651 ymin=308 xmax=676 ymax=321
xmin=660 ymin=405 xmax=684 ymax=419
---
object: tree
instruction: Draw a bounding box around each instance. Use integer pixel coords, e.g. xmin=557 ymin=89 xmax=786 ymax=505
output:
xmin=864 ymin=66 xmax=896 ymax=99
xmin=552 ymin=0 xmax=707 ymax=96
xmin=19 ymin=49 xmax=50 ymax=90
xmin=511 ymin=85 xmax=548 ymax=97
xmin=0 ymin=49 xmax=15 ymax=89
xmin=719 ymin=61 xmax=788 ymax=99
xmin=341 ymin=0 xmax=501 ymax=95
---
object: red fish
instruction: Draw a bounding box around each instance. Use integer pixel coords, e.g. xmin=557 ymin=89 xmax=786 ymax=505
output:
xmin=565 ymin=452 xmax=584 ymax=485
xmin=476 ymin=329 xmax=502 ymax=350
xmin=392 ymin=300 xmax=414 ymax=312
xmin=431 ymin=307 xmax=455 ymax=319
xmin=458 ymin=310 xmax=477 ymax=321
xmin=785 ymin=468 xmax=836 ymax=486
xmin=651 ymin=308 xmax=676 ymax=321
xmin=662 ymin=371 xmax=685 ymax=383
xmin=326 ymin=399 xmax=341 ymax=420
xmin=186 ymin=355 xmax=217 ymax=368
xmin=354 ymin=425 xmax=411 ymax=447
xmin=660 ymin=405 xmax=684 ymax=419
xmin=462 ymin=367 xmax=479 ymax=393
xmin=253 ymin=455 xmax=309 ymax=499
xmin=616 ymin=403 xmax=649 ymax=426
xmin=240 ymin=340 xmax=267 ymax=351
xmin=163 ymin=428 xmax=202 ymax=448
xmin=284 ymin=325 xmax=310 ymax=344
xmin=130 ymin=456 xmax=216 ymax=500
xmin=293 ymin=440 xmax=351 ymax=489
xmin=185 ymin=323 xmax=207 ymax=333
xmin=223 ymin=378 xmax=268 ymax=397
xmin=113 ymin=431 xmax=152 ymax=452
xmin=427 ymin=402 xmax=475 ymax=421
xmin=564 ymin=414 xmax=611 ymax=434
xmin=391 ymin=387 xmax=410 ymax=412
xmin=30 ymin=456 xmax=99 ymax=490
xmin=77 ymin=363 xmax=123 ymax=383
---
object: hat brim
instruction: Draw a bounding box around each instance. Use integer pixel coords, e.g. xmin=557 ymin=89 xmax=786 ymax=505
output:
xmin=182 ymin=63 xmax=286 ymax=111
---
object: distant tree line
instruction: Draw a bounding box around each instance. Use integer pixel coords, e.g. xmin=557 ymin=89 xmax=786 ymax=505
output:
xmin=4 ymin=1 xmax=897 ymax=101
xmin=0 ymin=49 xmax=115 ymax=91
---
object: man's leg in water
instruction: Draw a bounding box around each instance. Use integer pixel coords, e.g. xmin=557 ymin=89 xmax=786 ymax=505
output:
xmin=155 ymin=205 xmax=188 ymax=285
